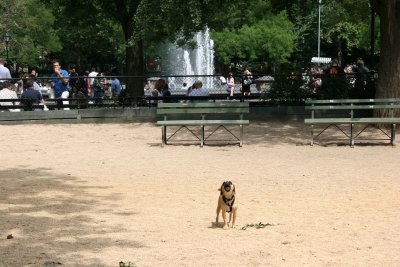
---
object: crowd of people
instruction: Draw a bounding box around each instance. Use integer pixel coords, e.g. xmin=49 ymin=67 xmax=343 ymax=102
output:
xmin=144 ymin=69 xmax=255 ymax=102
xmin=0 ymin=59 xmax=124 ymax=111
xmin=303 ymin=58 xmax=372 ymax=95
xmin=1 ymin=56 xmax=375 ymax=111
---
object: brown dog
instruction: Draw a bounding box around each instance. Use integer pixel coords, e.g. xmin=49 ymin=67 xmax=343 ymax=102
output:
xmin=216 ymin=181 xmax=237 ymax=229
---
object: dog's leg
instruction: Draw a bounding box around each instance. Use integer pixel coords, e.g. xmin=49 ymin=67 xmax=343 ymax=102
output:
xmin=221 ymin=211 xmax=228 ymax=229
xmin=216 ymin=202 xmax=221 ymax=224
xmin=228 ymin=212 xmax=232 ymax=224
xmin=231 ymin=209 xmax=237 ymax=228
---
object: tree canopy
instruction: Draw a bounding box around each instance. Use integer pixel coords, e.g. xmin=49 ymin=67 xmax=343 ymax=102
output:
xmin=211 ymin=10 xmax=294 ymax=66
xmin=1 ymin=0 xmax=399 ymax=99
xmin=0 ymin=0 xmax=61 ymax=66
xmin=1 ymin=0 xmax=378 ymax=72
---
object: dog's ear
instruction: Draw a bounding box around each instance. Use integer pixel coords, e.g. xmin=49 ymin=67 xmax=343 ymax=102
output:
xmin=219 ymin=183 xmax=224 ymax=194
xmin=219 ymin=182 xmax=225 ymax=191
xmin=232 ymin=184 xmax=236 ymax=194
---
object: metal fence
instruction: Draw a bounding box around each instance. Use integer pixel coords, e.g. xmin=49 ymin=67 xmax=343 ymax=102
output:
xmin=0 ymin=72 xmax=378 ymax=111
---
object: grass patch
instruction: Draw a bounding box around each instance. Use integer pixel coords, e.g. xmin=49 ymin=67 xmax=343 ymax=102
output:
xmin=241 ymin=222 xmax=274 ymax=230
xmin=119 ymin=261 xmax=137 ymax=267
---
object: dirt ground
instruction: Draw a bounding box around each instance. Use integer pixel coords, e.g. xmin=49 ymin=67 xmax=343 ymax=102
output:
xmin=0 ymin=121 xmax=399 ymax=267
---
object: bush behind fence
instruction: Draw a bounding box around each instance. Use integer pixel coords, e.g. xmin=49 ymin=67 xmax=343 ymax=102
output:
xmin=0 ymin=73 xmax=377 ymax=110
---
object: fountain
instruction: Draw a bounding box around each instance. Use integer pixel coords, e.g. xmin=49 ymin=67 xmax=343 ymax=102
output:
xmin=160 ymin=28 xmax=215 ymax=90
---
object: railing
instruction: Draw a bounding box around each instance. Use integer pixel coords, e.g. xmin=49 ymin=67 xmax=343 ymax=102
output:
xmin=0 ymin=71 xmax=378 ymax=110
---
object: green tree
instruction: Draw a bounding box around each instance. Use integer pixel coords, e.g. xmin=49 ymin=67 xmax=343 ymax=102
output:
xmin=0 ymin=0 xmax=61 ymax=67
xmin=208 ymin=0 xmax=294 ymax=72
xmin=321 ymin=0 xmax=372 ymax=65
xmin=47 ymin=1 xmax=124 ymax=69
xmin=212 ymin=12 xmax=294 ymax=68
xmin=271 ymin=0 xmax=374 ymax=65
xmin=48 ymin=0 xmax=230 ymax=97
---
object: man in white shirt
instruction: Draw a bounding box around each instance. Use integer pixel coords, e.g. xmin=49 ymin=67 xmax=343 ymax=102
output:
xmin=0 ymin=81 xmax=19 ymax=111
xmin=0 ymin=58 xmax=12 ymax=84
xmin=88 ymin=67 xmax=98 ymax=97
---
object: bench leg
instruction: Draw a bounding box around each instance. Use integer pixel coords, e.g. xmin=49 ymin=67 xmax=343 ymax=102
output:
xmin=201 ymin=125 xmax=204 ymax=147
xmin=161 ymin=126 xmax=166 ymax=147
xmin=350 ymin=123 xmax=354 ymax=147
xmin=391 ymin=124 xmax=396 ymax=145
xmin=163 ymin=126 xmax=167 ymax=145
xmin=310 ymin=125 xmax=314 ymax=146
xmin=240 ymin=124 xmax=243 ymax=147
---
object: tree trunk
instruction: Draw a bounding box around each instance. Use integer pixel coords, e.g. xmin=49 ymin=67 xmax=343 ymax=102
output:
xmin=125 ymin=40 xmax=144 ymax=99
xmin=372 ymin=0 xmax=400 ymax=99
xmin=336 ymin=38 xmax=343 ymax=66
xmin=113 ymin=0 xmax=144 ymax=100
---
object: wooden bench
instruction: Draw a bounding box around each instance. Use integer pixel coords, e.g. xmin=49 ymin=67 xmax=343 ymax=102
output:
xmin=304 ymin=98 xmax=400 ymax=146
xmin=156 ymin=102 xmax=249 ymax=147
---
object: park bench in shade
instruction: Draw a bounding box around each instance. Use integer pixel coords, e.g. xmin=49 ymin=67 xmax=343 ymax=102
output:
xmin=304 ymin=98 xmax=400 ymax=147
xmin=156 ymin=102 xmax=249 ymax=147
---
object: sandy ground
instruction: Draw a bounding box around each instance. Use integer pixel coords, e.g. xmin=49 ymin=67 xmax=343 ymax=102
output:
xmin=0 ymin=121 xmax=399 ymax=267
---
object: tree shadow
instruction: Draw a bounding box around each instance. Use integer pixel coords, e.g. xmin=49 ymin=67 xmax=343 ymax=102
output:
xmin=244 ymin=120 xmax=397 ymax=147
xmin=244 ymin=120 xmax=310 ymax=147
xmin=0 ymin=167 xmax=144 ymax=266
xmin=149 ymin=120 xmax=399 ymax=147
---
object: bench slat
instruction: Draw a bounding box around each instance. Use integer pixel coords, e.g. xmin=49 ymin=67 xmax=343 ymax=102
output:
xmin=157 ymin=119 xmax=249 ymax=126
xmin=305 ymin=118 xmax=400 ymax=124
xmin=0 ymin=110 xmax=79 ymax=121
xmin=305 ymin=104 xmax=400 ymax=110
xmin=305 ymin=98 xmax=400 ymax=104
xmin=158 ymin=102 xmax=249 ymax=108
xmin=157 ymin=107 xmax=249 ymax=114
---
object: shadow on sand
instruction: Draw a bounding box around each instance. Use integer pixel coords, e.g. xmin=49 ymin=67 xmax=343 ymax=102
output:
xmin=0 ymin=167 xmax=143 ymax=266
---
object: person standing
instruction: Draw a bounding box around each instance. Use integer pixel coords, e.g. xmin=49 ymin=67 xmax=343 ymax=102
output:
xmin=92 ymin=73 xmax=106 ymax=104
xmin=0 ymin=58 xmax=12 ymax=85
xmin=111 ymin=75 xmax=122 ymax=97
xmin=88 ymin=67 xmax=98 ymax=98
xmin=50 ymin=60 xmax=70 ymax=108
xmin=226 ymin=72 xmax=235 ymax=97
xmin=241 ymin=70 xmax=252 ymax=96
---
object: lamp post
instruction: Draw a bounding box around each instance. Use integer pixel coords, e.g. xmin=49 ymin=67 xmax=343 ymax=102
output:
xmin=3 ymin=32 xmax=10 ymax=63
xmin=317 ymin=0 xmax=322 ymax=65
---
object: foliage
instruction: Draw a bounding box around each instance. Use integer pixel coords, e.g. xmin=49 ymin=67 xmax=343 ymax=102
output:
xmin=263 ymin=74 xmax=310 ymax=104
xmin=322 ymin=0 xmax=377 ymax=53
xmin=271 ymin=0 xmax=378 ymax=66
xmin=318 ymin=74 xmax=350 ymax=99
xmin=0 ymin=0 xmax=61 ymax=66
xmin=212 ymin=12 xmax=294 ymax=66
xmin=41 ymin=0 xmax=125 ymax=69
xmin=209 ymin=0 xmax=294 ymax=68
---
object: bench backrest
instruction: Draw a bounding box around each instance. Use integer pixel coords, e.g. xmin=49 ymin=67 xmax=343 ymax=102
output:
xmin=157 ymin=102 xmax=249 ymax=119
xmin=305 ymin=98 xmax=400 ymax=119
xmin=305 ymin=98 xmax=400 ymax=105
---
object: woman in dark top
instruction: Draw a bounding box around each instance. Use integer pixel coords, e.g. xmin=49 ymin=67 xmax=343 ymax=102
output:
xmin=241 ymin=69 xmax=253 ymax=96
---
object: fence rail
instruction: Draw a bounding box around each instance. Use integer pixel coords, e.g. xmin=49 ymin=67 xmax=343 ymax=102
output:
xmin=1 ymin=72 xmax=378 ymax=110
